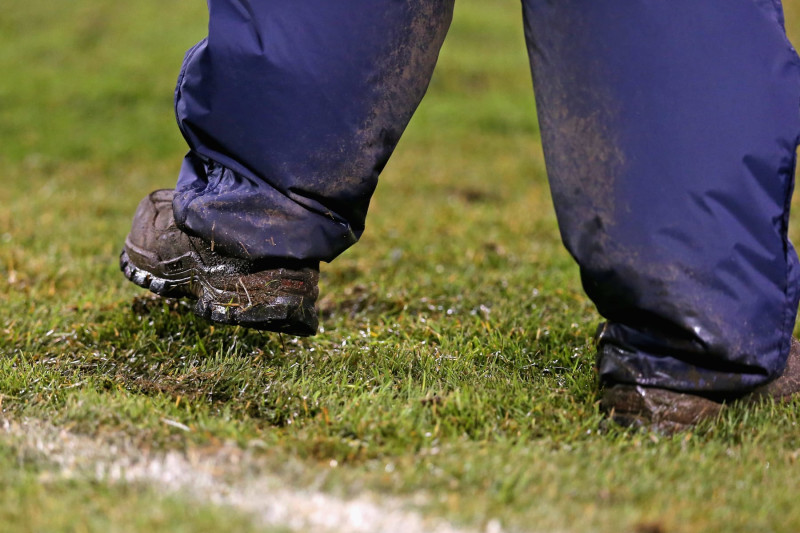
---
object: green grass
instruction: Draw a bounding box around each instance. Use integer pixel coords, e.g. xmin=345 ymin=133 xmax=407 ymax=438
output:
xmin=4 ymin=1 xmax=800 ymax=531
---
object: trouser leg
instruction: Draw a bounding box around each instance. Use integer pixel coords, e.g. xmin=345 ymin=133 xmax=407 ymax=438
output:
xmin=522 ymin=0 xmax=800 ymax=393
xmin=173 ymin=0 xmax=453 ymax=261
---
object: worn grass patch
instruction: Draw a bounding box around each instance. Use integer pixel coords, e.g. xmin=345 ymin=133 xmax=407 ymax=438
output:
xmin=4 ymin=1 xmax=800 ymax=532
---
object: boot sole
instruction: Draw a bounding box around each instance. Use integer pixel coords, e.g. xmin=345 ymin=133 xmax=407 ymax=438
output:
xmin=120 ymin=248 xmax=318 ymax=336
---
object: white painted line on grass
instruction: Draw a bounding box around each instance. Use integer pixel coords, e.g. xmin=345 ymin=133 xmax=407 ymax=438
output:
xmin=2 ymin=418 xmax=501 ymax=533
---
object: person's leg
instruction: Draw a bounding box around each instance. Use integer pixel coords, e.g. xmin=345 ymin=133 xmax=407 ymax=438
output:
xmin=173 ymin=0 xmax=454 ymax=262
xmin=122 ymin=0 xmax=454 ymax=333
xmin=522 ymin=0 xmax=800 ymax=396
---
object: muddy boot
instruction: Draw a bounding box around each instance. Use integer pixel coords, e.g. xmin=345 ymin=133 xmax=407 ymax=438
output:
xmin=120 ymin=189 xmax=319 ymax=336
xmin=601 ymin=339 xmax=800 ymax=433
xmin=600 ymin=385 xmax=725 ymax=434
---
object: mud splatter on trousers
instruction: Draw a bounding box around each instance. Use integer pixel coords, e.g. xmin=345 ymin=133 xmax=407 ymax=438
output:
xmin=171 ymin=0 xmax=800 ymax=394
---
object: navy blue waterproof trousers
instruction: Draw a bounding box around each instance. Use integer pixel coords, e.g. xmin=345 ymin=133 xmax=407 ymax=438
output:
xmin=172 ymin=0 xmax=800 ymax=394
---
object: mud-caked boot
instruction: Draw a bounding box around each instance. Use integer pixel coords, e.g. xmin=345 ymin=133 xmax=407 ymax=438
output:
xmin=120 ymin=189 xmax=319 ymax=336
xmin=601 ymin=338 xmax=800 ymax=434
xmin=600 ymin=384 xmax=725 ymax=434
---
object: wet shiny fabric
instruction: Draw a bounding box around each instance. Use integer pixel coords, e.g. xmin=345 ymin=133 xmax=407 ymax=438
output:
xmin=172 ymin=0 xmax=800 ymax=394
xmin=173 ymin=0 xmax=454 ymax=261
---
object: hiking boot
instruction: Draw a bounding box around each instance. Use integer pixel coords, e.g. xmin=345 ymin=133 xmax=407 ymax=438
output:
xmin=120 ymin=189 xmax=319 ymax=336
xmin=601 ymin=338 xmax=800 ymax=433
xmin=600 ymin=384 xmax=724 ymax=434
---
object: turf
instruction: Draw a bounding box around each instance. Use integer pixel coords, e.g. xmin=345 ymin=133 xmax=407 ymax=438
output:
xmin=4 ymin=1 xmax=800 ymax=531
xmin=0 ymin=440 xmax=276 ymax=533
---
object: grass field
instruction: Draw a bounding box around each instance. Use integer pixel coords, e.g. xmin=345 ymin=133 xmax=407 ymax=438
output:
xmin=4 ymin=1 xmax=800 ymax=531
